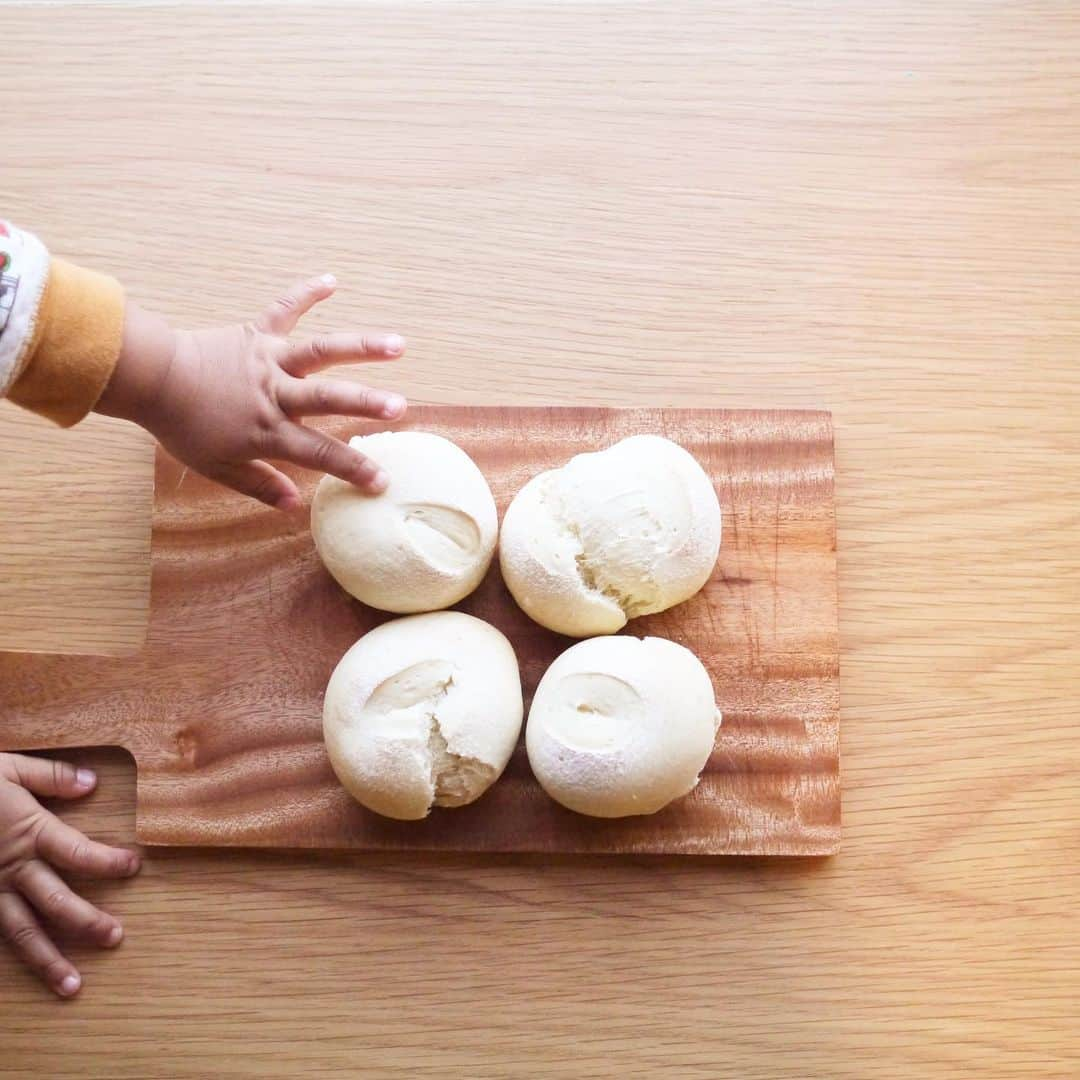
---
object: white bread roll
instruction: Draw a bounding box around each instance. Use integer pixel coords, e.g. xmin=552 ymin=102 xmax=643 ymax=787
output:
xmin=312 ymin=431 xmax=497 ymax=613
xmin=323 ymin=612 xmax=523 ymax=820
xmin=526 ymin=635 xmax=721 ymax=818
xmin=499 ymin=435 xmax=721 ymax=637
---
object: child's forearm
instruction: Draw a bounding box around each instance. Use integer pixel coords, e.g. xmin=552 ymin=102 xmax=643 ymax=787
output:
xmin=2 ymin=220 xmax=407 ymax=507
xmin=94 ymin=303 xmax=177 ymax=426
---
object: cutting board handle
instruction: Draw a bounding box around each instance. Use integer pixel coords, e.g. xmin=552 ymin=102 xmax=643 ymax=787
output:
xmin=0 ymin=652 xmax=139 ymax=758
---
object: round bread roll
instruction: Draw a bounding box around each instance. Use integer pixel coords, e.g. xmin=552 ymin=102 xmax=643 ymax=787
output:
xmin=323 ymin=612 xmax=523 ymax=820
xmin=312 ymin=431 xmax=497 ymax=613
xmin=526 ymin=635 xmax=720 ymax=818
xmin=499 ymin=435 xmax=721 ymax=637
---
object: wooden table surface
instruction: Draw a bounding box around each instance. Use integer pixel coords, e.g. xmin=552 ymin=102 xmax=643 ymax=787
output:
xmin=1 ymin=3 xmax=1077 ymax=1077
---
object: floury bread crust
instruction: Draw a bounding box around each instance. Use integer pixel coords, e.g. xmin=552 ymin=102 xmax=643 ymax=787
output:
xmin=526 ymin=635 xmax=721 ymax=818
xmin=323 ymin=612 xmax=524 ymax=820
xmin=312 ymin=431 xmax=498 ymax=614
xmin=498 ymin=435 xmax=721 ymax=637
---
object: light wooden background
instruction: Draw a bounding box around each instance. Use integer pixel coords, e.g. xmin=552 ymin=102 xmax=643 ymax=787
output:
xmin=1 ymin=3 xmax=1077 ymax=1077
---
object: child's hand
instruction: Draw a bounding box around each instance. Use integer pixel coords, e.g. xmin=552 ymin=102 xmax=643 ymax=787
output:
xmin=96 ymin=275 xmax=407 ymax=511
xmin=0 ymin=753 xmax=140 ymax=998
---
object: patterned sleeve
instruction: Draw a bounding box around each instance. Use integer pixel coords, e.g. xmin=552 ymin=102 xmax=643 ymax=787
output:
xmin=0 ymin=220 xmax=51 ymax=399
xmin=0 ymin=221 xmax=125 ymax=427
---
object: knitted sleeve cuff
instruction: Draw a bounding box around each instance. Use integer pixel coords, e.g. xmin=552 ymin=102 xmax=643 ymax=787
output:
xmin=8 ymin=256 xmax=126 ymax=427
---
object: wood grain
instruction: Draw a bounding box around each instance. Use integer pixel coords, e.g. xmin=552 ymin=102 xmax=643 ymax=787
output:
xmin=0 ymin=406 xmax=152 ymax=655
xmin=1 ymin=2 xmax=1078 ymax=1077
xmin=0 ymin=408 xmax=840 ymax=855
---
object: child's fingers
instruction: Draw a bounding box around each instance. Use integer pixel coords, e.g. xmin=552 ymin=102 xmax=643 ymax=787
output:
xmin=7 ymin=754 xmax=96 ymax=800
xmin=14 ymin=860 xmax=122 ymax=948
xmin=279 ymin=331 xmax=405 ymax=377
xmin=34 ymin=816 xmax=141 ymax=880
xmin=278 ymin=378 xmax=407 ymax=421
xmin=272 ymin=423 xmax=387 ymax=493
xmin=206 ymin=460 xmax=302 ymax=512
xmin=254 ymin=274 xmax=337 ymax=337
xmin=0 ymin=891 xmax=82 ymax=997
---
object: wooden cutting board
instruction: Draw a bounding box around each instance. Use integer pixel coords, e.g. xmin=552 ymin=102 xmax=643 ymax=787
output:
xmin=0 ymin=407 xmax=839 ymax=855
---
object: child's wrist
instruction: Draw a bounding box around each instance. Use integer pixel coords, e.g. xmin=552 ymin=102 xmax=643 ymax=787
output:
xmin=95 ymin=302 xmax=178 ymax=427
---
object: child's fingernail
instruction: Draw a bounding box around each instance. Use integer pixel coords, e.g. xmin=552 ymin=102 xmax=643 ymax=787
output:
xmin=369 ymin=469 xmax=389 ymax=493
xmin=106 ymin=925 xmax=124 ymax=947
xmin=383 ymin=334 xmax=405 ymax=356
xmin=382 ymin=394 xmax=406 ymax=418
xmin=319 ymin=273 xmax=337 ymax=288
xmin=59 ymin=974 xmax=81 ymax=996
xmin=76 ymin=768 xmax=96 ymax=790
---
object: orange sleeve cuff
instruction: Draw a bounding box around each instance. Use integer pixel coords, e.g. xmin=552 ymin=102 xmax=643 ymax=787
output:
xmin=8 ymin=258 xmax=125 ymax=427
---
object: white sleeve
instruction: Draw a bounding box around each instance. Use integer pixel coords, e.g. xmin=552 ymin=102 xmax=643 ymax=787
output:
xmin=0 ymin=221 xmax=51 ymax=398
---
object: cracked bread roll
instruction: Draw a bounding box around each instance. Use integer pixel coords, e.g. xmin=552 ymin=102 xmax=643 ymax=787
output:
xmin=312 ymin=431 xmax=497 ymax=613
xmin=526 ymin=635 xmax=721 ymax=818
xmin=499 ymin=435 xmax=721 ymax=637
xmin=323 ymin=612 xmax=524 ymax=820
